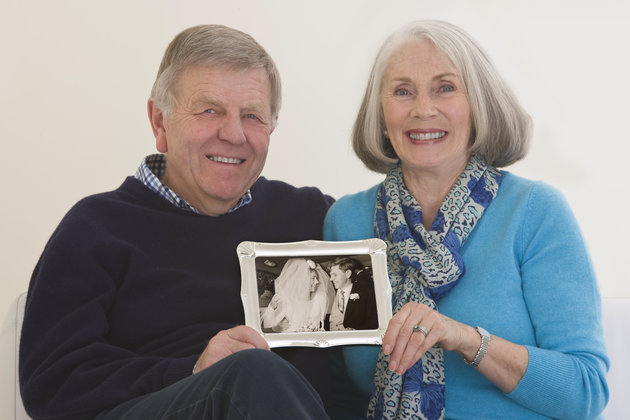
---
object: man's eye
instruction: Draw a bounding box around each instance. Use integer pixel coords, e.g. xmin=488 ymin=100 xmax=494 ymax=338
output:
xmin=245 ymin=113 xmax=258 ymax=120
xmin=204 ymin=109 xmax=216 ymax=114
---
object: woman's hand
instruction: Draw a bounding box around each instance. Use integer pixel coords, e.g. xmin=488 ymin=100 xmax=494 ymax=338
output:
xmin=382 ymin=302 xmax=468 ymax=375
xmin=193 ymin=325 xmax=270 ymax=374
xmin=382 ymin=302 xmax=528 ymax=392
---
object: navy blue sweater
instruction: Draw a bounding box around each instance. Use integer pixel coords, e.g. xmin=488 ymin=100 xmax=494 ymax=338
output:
xmin=20 ymin=176 xmax=334 ymax=420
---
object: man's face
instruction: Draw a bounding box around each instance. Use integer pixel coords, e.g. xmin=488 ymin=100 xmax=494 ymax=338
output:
xmin=329 ymin=265 xmax=352 ymax=290
xmin=150 ymin=65 xmax=274 ymax=216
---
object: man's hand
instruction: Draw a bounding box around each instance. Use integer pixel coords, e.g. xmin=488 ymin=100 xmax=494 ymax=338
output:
xmin=193 ymin=325 xmax=270 ymax=374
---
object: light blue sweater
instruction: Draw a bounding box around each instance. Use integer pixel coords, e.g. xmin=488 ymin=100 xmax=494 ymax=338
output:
xmin=323 ymin=172 xmax=609 ymax=420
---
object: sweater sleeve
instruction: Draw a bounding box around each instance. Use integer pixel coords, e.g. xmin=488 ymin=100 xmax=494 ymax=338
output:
xmin=323 ymin=185 xmax=379 ymax=242
xmin=20 ymin=204 xmax=196 ymax=420
xmin=506 ymin=182 xmax=609 ymax=419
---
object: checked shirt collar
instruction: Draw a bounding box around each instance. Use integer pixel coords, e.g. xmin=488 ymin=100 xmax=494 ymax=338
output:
xmin=134 ymin=154 xmax=252 ymax=214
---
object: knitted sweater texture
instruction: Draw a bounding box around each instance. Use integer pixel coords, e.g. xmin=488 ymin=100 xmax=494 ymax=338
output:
xmin=323 ymin=172 xmax=609 ymax=420
xmin=20 ymin=176 xmax=334 ymax=420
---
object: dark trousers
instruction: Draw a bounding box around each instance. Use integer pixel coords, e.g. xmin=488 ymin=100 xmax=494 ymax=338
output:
xmin=95 ymin=349 xmax=330 ymax=420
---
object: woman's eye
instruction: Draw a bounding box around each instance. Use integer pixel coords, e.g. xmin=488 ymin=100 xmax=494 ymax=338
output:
xmin=394 ymin=88 xmax=411 ymax=96
xmin=439 ymin=85 xmax=455 ymax=93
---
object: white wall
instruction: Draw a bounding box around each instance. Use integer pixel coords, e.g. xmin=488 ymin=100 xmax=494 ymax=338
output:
xmin=2 ymin=0 xmax=628 ymax=334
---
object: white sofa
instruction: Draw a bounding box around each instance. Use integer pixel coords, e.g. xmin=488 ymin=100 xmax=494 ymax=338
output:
xmin=1 ymin=292 xmax=29 ymax=420
xmin=601 ymin=297 xmax=629 ymax=419
xmin=2 ymin=293 xmax=628 ymax=419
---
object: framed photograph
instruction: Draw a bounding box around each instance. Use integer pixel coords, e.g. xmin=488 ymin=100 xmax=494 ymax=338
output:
xmin=237 ymin=238 xmax=392 ymax=348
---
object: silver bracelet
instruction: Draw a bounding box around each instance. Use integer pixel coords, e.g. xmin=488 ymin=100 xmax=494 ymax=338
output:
xmin=463 ymin=326 xmax=490 ymax=368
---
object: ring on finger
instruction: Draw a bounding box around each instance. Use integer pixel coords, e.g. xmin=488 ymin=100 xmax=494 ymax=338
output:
xmin=412 ymin=324 xmax=429 ymax=337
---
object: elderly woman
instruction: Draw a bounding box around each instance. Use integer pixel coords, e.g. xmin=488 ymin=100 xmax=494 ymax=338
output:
xmin=324 ymin=20 xmax=608 ymax=420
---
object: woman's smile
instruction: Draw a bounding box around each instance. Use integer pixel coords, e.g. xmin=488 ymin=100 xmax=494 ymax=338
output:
xmin=407 ymin=130 xmax=447 ymax=141
xmin=381 ymin=38 xmax=471 ymax=177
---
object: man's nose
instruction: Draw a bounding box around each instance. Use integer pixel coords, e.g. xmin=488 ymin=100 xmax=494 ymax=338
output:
xmin=218 ymin=114 xmax=246 ymax=144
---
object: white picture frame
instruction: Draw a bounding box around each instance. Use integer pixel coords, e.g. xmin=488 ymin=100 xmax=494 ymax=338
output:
xmin=237 ymin=239 xmax=392 ymax=348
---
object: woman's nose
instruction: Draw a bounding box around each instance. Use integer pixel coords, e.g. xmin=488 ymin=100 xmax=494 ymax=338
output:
xmin=411 ymin=93 xmax=437 ymax=119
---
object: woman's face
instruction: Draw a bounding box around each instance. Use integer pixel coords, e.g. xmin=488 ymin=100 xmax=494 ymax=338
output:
xmin=309 ymin=271 xmax=320 ymax=293
xmin=381 ymin=38 xmax=471 ymax=180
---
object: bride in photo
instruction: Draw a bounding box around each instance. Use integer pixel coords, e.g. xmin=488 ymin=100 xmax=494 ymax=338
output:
xmin=262 ymin=258 xmax=334 ymax=332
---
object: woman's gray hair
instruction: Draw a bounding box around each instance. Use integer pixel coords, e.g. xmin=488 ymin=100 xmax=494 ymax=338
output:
xmin=150 ymin=24 xmax=281 ymax=127
xmin=353 ymin=20 xmax=532 ymax=172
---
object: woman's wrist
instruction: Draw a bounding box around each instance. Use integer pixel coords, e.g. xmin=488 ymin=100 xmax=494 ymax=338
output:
xmin=463 ymin=327 xmax=491 ymax=367
xmin=455 ymin=324 xmax=483 ymax=363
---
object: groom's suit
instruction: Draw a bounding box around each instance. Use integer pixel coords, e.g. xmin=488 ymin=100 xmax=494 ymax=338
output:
xmin=343 ymin=269 xmax=378 ymax=330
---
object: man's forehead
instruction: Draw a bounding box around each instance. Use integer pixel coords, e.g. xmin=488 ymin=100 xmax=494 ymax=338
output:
xmin=176 ymin=65 xmax=271 ymax=106
xmin=180 ymin=64 xmax=269 ymax=87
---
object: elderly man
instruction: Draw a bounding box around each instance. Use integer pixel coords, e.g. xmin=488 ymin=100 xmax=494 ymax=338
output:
xmin=20 ymin=25 xmax=333 ymax=420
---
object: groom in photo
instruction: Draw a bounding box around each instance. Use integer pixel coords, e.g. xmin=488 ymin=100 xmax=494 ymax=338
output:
xmin=328 ymin=257 xmax=378 ymax=331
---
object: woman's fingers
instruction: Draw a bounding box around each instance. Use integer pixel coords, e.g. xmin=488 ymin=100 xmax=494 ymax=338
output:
xmin=381 ymin=305 xmax=409 ymax=355
xmin=397 ymin=320 xmax=437 ymax=373
xmin=392 ymin=318 xmax=436 ymax=374
xmin=383 ymin=303 xmax=445 ymax=375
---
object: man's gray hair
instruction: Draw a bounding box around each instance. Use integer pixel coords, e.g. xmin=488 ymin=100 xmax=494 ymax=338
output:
xmin=353 ymin=20 xmax=532 ymax=172
xmin=151 ymin=24 xmax=281 ymax=127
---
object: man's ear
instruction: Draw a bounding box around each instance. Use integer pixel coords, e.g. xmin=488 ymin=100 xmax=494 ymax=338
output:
xmin=148 ymin=99 xmax=168 ymax=153
xmin=270 ymin=115 xmax=278 ymax=134
xmin=344 ymin=269 xmax=353 ymax=280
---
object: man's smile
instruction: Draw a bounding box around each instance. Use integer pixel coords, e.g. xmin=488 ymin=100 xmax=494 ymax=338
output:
xmin=206 ymin=155 xmax=244 ymax=164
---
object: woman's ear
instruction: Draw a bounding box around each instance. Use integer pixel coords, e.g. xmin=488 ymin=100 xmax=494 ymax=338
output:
xmin=148 ymin=99 xmax=168 ymax=153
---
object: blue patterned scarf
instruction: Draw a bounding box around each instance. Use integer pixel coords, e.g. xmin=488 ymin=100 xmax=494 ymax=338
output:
xmin=369 ymin=154 xmax=502 ymax=420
